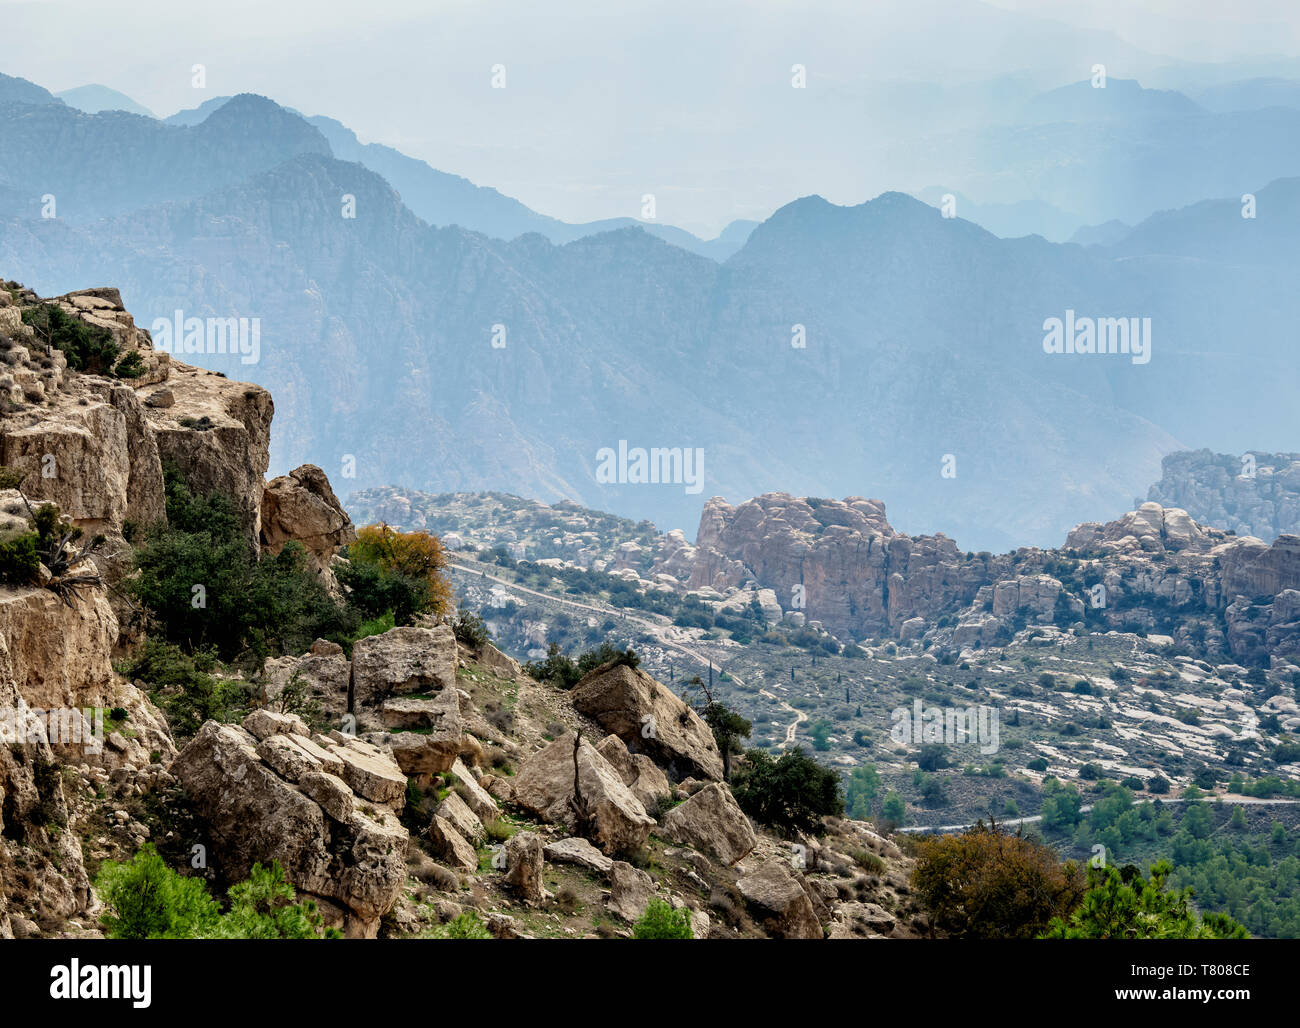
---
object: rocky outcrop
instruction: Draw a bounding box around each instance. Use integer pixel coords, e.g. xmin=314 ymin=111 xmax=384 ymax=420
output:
xmin=511 ymin=732 xmax=655 ymax=856
xmin=171 ymin=714 xmax=410 ymax=937
xmin=684 ymin=493 xmax=989 ymax=641
xmin=0 ymin=285 xmax=272 ymax=555
xmin=571 ymin=662 xmax=724 ymax=781
xmin=352 ymin=625 xmax=458 ymax=707
xmin=261 ymin=463 xmax=356 ymax=579
xmin=1064 ymin=502 xmax=1218 ymax=555
xmin=1147 ymin=449 xmax=1300 ymax=543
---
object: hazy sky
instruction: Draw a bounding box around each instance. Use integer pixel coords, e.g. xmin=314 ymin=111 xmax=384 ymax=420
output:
xmin=4 ymin=0 xmax=1298 ymax=233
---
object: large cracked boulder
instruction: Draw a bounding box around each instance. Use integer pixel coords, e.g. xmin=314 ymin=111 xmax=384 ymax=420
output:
xmin=606 ymin=860 xmax=655 ymax=922
xmin=261 ymin=639 xmax=351 ymax=726
xmin=737 ymin=860 xmax=823 ymax=939
xmin=511 ymin=732 xmax=655 ymax=856
xmin=351 ymin=625 xmax=458 ymax=708
xmin=660 ymin=782 xmax=757 ymax=865
xmin=570 ymin=662 xmax=724 ymax=781
xmin=171 ymin=715 xmax=409 ymax=937
xmin=595 ymin=734 xmax=672 ymax=811
xmin=260 ymin=464 xmax=356 ymax=576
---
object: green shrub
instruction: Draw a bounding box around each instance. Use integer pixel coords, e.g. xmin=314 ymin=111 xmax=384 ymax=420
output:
xmin=208 ymin=861 xmax=339 ymax=939
xmin=632 ymin=898 xmax=694 ymax=939
xmin=426 ymin=911 xmax=492 ymax=939
xmin=731 ymin=746 xmax=843 ymax=837
xmin=452 ymin=606 xmax=491 ymax=648
xmin=96 ymin=844 xmax=219 ymax=939
xmin=1042 ymin=861 xmax=1248 ymax=939
xmin=21 ymin=303 xmax=118 ymax=373
xmin=118 ymin=637 xmax=247 ymax=738
xmin=112 ymin=349 xmax=146 ymax=378
xmin=353 ymin=611 xmax=396 ymax=643
xmin=96 ymin=846 xmax=338 ymax=939
xmin=0 ymin=529 xmax=40 ymax=585
xmin=131 ymin=467 xmax=355 ymax=661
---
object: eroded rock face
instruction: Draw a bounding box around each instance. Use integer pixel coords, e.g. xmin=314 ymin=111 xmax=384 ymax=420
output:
xmin=0 ymin=285 xmax=272 ymax=559
xmin=660 ymin=782 xmax=757 ymax=865
xmin=1147 ymin=449 xmax=1300 ymax=543
xmin=171 ymin=715 xmax=409 ymax=937
xmin=571 ymin=663 xmax=724 ymax=782
xmin=0 ymin=674 xmax=92 ymax=936
xmin=684 ymin=493 xmax=987 ymax=640
xmin=511 ymin=732 xmax=654 ymax=856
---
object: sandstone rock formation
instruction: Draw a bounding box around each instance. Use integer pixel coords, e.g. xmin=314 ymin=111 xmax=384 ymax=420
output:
xmin=1147 ymin=449 xmax=1300 ymax=543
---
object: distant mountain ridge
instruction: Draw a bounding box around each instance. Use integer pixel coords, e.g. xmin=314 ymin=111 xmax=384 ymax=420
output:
xmin=0 ymin=73 xmax=1297 ymax=552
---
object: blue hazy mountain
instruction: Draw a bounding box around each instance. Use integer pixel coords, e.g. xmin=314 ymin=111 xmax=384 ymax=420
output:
xmin=0 ymin=94 xmax=329 ymax=220
xmin=162 ymin=96 xmax=754 ymax=257
xmin=1102 ymin=176 xmax=1300 ymax=267
xmin=1195 ymin=77 xmax=1300 ymax=113
xmin=0 ymin=71 xmax=59 ymax=107
xmin=56 ymin=84 xmax=155 ymax=118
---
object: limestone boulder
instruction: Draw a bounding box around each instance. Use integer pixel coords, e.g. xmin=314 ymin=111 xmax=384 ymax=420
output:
xmin=544 ymin=836 xmax=614 ymax=875
xmin=352 ymin=625 xmax=458 ymax=708
xmin=325 ymin=731 xmax=408 ymax=806
xmin=504 ymin=831 xmax=546 ymax=903
xmin=737 ymin=860 xmax=823 ymax=939
xmin=172 ymin=718 xmax=408 ymax=937
xmin=606 ymin=860 xmax=655 ymax=922
xmin=428 ymin=815 xmax=478 ymax=872
xmin=449 ymin=758 xmax=499 ymax=822
xmin=660 ymin=782 xmax=756 ymax=865
xmin=595 ymin=733 xmax=672 ymax=811
xmin=260 ymin=464 xmax=356 ymax=574
xmin=570 ymin=663 xmax=724 ymax=781
xmin=436 ymin=791 xmax=485 ymax=845
xmin=511 ymin=732 xmax=654 ymax=856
